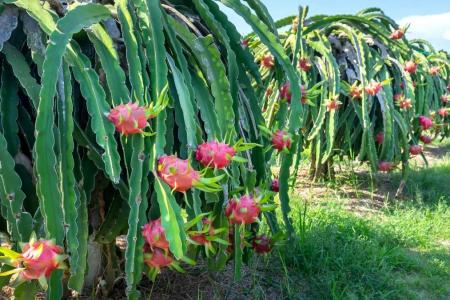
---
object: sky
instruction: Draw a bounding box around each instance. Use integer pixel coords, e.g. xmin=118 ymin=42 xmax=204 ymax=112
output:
xmin=220 ymin=0 xmax=450 ymax=51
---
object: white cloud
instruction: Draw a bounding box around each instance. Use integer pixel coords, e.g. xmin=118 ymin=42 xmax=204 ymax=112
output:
xmin=398 ymin=12 xmax=450 ymax=51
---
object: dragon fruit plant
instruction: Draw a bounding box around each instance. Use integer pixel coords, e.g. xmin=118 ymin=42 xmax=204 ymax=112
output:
xmin=0 ymin=0 xmax=448 ymax=297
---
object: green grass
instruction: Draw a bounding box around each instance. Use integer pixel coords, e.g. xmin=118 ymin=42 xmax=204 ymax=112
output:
xmin=270 ymin=150 xmax=450 ymax=299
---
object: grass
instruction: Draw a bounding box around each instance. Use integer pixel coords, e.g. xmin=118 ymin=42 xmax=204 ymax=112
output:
xmin=270 ymin=143 xmax=450 ymax=300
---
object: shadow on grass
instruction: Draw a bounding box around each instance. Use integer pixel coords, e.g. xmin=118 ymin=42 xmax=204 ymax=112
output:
xmin=278 ymin=207 xmax=450 ymax=299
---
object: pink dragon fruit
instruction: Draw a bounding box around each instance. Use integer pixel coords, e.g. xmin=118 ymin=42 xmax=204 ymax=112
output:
xmin=429 ymin=66 xmax=440 ymax=76
xmin=375 ymin=132 xmax=384 ymax=144
xmin=298 ymin=58 xmax=312 ymax=72
xmin=409 ymin=145 xmax=423 ymax=156
xmin=390 ymin=29 xmax=404 ymax=40
xmin=19 ymin=240 xmax=65 ymax=281
xmin=108 ymin=102 xmax=151 ymax=135
xmin=225 ymin=195 xmax=261 ymax=225
xmin=252 ymin=235 xmax=272 ymax=254
xmin=419 ymin=135 xmax=433 ymax=144
xmin=404 ymin=61 xmax=417 ymax=74
xmin=157 ymin=155 xmax=200 ymax=192
xmin=144 ymin=248 xmax=174 ymax=271
xmin=438 ymin=108 xmax=448 ymax=117
xmin=378 ymin=161 xmax=393 ymax=172
xmin=350 ymin=84 xmax=362 ymax=99
xmin=279 ymin=82 xmax=307 ymax=104
xmin=325 ymin=98 xmax=341 ymax=111
xmin=195 ymin=141 xmax=236 ymax=169
xmin=418 ymin=116 xmax=433 ymax=130
xmin=142 ymin=218 xmax=169 ymax=250
xmin=261 ymin=54 xmax=274 ymax=69
xmin=271 ymin=130 xmax=292 ymax=152
xmin=271 ymin=178 xmax=280 ymax=192
xmin=365 ymin=82 xmax=382 ymax=96
xmin=399 ymin=98 xmax=412 ymax=110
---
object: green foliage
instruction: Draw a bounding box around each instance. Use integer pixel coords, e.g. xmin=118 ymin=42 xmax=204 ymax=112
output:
xmin=0 ymin=1 xmax=448 ymax=298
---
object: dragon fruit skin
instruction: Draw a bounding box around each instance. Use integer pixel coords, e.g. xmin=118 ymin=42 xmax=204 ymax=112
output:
xmin=108 ymin=102 xmax=149 ymax=135
xmin=20 ymin=240 xmax=65 ymax=280
xmin=261 ymin=54 xmax=274 ymax=68
xmin=225 ymin=195 xmax=261 ymax=225
xmin=142 ymin=219 xmax=169 ymax=250
xmin=409 ymin=145 xmax=423 ymax=156
xmin=420 ymin=135 xmax=433 ymax=144
xmin=298 ymin=58 xmax=312 ymax=72
xmin=438 ymin=108 xmax=448 ymax=117
xmin=365 ymin=82 xmax=382 ymax=96
xmin=404 ymin=61 xmax=417 ymax=74
xmin=271 ymin=178 xmax=280 ymax=192
xmin=390 ymin=29 xmax=404 ymax=40
xmin=271 ymin=130 xmax=292 ymax=152
xmin=418 ymin=116 xmax=434 ymax=130
xmin=375 ymin=132 xmax=384 ymax=144
xmin=429 ymin=66 xmax=440 ymax=76
xmin=195 ymin=141 xmax=236 ymax=169
xmin=157 ymin=155 xmax=200 ymax=192
xmin=378 ymin=161 xmax=393 ymax=172
xmin=252 ymin=235 xmax=272 ymax=254
xmin=144 ymin=248 xmax=174 ymax=270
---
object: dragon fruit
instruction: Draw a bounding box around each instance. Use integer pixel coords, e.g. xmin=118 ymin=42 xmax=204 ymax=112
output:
xmin=419 ymin=135 xmax=433 ymax=144
xmin=375 ymin=132 xmax=384 ymax=144
xmin=225 ymin=195 xmax=261 ymax=225
xmin=390 ymin=29 xmax=404 ymax=40
xmin=157 ymin=155 xmax=200 ymax=192
xmin=108 ymin=102 xmax=151 ymax=135
xmin=271 ymin=178 xmax=280 ymax=192
xmin=409 ymin=145 xmax=423 ymax=156
xmin=19 ymin=240 xmax=65 ymax=281
xmin=271 ymin=130 xmax=292 ymax=152
xmin=404 ymin=61 xmax=417 ymax=74
xmin=144 ymin=248 xmax=174 ymax=271
xmin=378 ymin=161 xmax=393 ymax=172
xmin=279 ymin=82 xmax=307 ymax=104
xmin=252 ymin=235 xmax=271 ymax=254
xmin=261 ymin=54 xmax=274 ymax=69
xmin=325 ymin=98 xmax=341 ymax=111
xmin=195 ymin=141 xmax=236 ymax=169
xmin=438 ymin=108 xmax=448 ymax=117
xmin=441 ymin=94 xmax=449 ymax=104
xmin=365 ymin=82 xmax=382 ymax=96
xmin=298 ymin=58 xmax=312 ymax=72
xmin=399 ymin=98 xmax=412 ymax=110
xmin=142 ymin=218 xmax=169 ymax=250
xmin=418 ymin=116 xmax=433 ymax=130
xmin=350 ymin=84 xmax=362 ymax=99
xmin=429 ymin=66 xmax=440 ymax=76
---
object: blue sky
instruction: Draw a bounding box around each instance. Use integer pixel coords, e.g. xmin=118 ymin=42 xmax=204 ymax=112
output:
xmin=220 ymin=0 xmax=450 ymax=50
